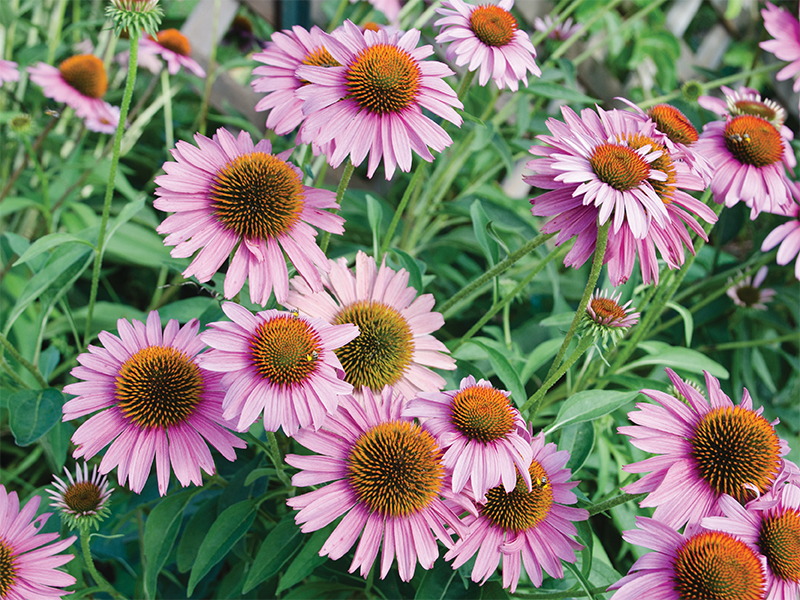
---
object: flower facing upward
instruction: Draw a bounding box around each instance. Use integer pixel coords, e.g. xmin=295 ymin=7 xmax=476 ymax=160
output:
xmin=296 ymin=20 xmax=463 ymax=179
xmin=198 ymin=302 xmax=359 ymax=436
xmin=284 ymin=251 xmax=455 ymax=401
xmin=154 ymin=128 xmax=344 ymax=306
xmin=435 ymin=0 xmax=541 ymax=92
xmin=762 ymin=179 xmax=800 ymax=281
xmin=702 ymin=482 xmax=800 ymax=600
xmin=620 ymin=368 xmax=789 ymax=529
xmin=0 ymin=60 xmax=19 ymax=86
xmin=62 ymin=311 xmax=245 ymax=496
xmin=47 ymin=463 xmax=112 ymax=531
xmin=140 ymin=29 xmax=205 ymax=76
xmin=726 ymin=266 xmax=776 ymax=310
xmin=0 ymin=485 xmax=77 ymax=600
xmin=760 ymin=3 xmax=800 ymax=110
xmin=445 ymin=432 xmax=588 ymax=593
xmin=285 ymin=388 xmax=468 ymax=582
xmin=609 ymin=517 xmax=766 ymax=600
xmin=403 ymin=375 xmax=533 ymax=501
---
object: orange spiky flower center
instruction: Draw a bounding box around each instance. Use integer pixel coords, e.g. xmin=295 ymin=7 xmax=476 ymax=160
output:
xmin=724 ymin=115 xmax=783 ymax=167
xmin=156 ymin=29 xmax=191 ymax=56
xmin=589 ymin=143 xmax=651 ymax=192
xmin=450 ymin=384 xmax=516 ymax=443
xmin=469 ymin=5 xmax=517 ymax=47
xmin=481 ymin=460 xmax=553 ymax=532
xmin=250 ymin=315 xmax=323 ymax=387
xmin=59 ymin=55 xmax=108 ymax=98
xmin=647 ymin=104 xmax=698 ymax=145
xmin=759 ymin=507 xmax=800 ymax=583
xmin=346 ymin=44 xmax=420 ymax=114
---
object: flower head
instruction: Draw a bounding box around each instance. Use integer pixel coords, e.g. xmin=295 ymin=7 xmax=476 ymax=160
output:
xmin=403 ymin=375 xmax=533 ymax=501
xmin=534 ymin=15 xmax=582 ymax=41
xmin=620 ymin=368 xmax=790 ymax=529
xmin=761 ymin=179 xmax=800 ymax=281
xmin=435 ymin=0 xmax=541 ymax=92
xmin=445 ymin=431 xmax=588 ymax=593
xmin=47 ymin=462 xmax=112 ymax=531
xmin=760 ymin=2 xmax=800 ymax=111
xmin=285 ymin=250 xmax=455 ymax=400
xmin=140 ymin=29 xmax=205 ymax=77
xmin=83 ymin=101 xmax=121 ymax=134
xmin=702 ymin=481 xmax=800 ymax=600
xmin=296 ymin=20 xmax=463 ymax=179
xmin=154 ymin=128 xmax=344 ymax=306
xmin=0 ymin=59 xmax=19 ymax=86
xmin=285 ymin=387 xmax=468 ymax=582
xmin=198 ymin=302 xmax=359 ymax=436
xmin=584 ymin=288 xmax=639 ymax=346
xmin=726 ymin=266 xmax=776 ymax=310
xmin=0 ymin=484 xmax=77 ymax=599
xmin=62 ymin=311 xmax=246 ymax=496
xmin=107 ymin=0 xmax=162 ymax=38
xmin=609 ymin=517 xmax=767 ymax=600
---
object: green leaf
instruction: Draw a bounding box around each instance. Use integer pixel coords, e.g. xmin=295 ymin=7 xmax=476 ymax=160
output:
xmin=13 ymin=233 xmax=94 ymax=267
xmin=751 ymin=348 xmax=777 ymax=393
xmin=545 ymin=390 xmax=640 ymax=434
xmin=459 ymin=109 xmax=485 ymax=127
xmin=520 ymin=337 xmax=563 ymax=383
xmin=104 ymin=222 xmax=171 ymax=268
xmin=621 ymin=346 xmax=729 ymax=379
xmin=0 ymin=197 xmax=38 ymax=218
xmin=469 ymin=341 xmax=527 ymax=407
xmin=576 ymin=520 xmax=594 ymax=577
xmin=470 ymin=200 xmax=499 ymax=266
xmin=560 ymin=421 xmax=595 ymax=475
xmin=177 ymin=499 xmax=217 ymax=573
xmin=106 ymin=196 xmax=145 ymax=242
xmin=42 ymin=421 xmax=74 ymax=473
xmin=366 ymin=194 xmax=383 ymax=257
xmin=390 ymin=248 xmax=424 ymax=294
xmin=242 ymin=513 xmax=303 ymax=593
xmin=666 ymin=301 xmax=693 ymax=347
xmin=9 ymin=388 xmax=63 ymax=446
xmin=525 ymin=81 xmax=599 ymax=104
xmin=275 ymin=524 xmax=335 ymax=595
xmin=187 ymin=499 xmax=258 ymax=595
xmin=539 ymin=312 xmax=574 ymax=327
xmin=243 ymin=468 xmax=273 ymax=488
xmin=143 ymin=488 xmax=200 ymax=600
xmin=415 ymin=563 xmax=461 ymax=600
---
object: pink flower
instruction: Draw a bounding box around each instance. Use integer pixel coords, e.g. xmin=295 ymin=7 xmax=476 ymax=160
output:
xmin=726 ymin=266 xmax=776 ymax=310
xmin=284 ymin=250 xmax=455 ymax=400
xmin=62 ymin=311 xmax=245 ymax=496
xmin=760 ymin=2 xmax=800 ymax=110
xmin=47 ymin=462 xmax=112 ymax=531
xmin=403 ymin=375 xmax=533 ymax=501
xmin=435 ymin=0 xmax=541 ymax=92
xmin=586 ymin=288 xmax=639 ymax=329
xmin=0 ymin=59 xmax=19 ymax=85
xmin=608 ymin=517 xmax=766 ymax=600
xmin=620 ymin=368 xmax=790 ymax=529
xmin=698 ymin=86 xmax=793 ymax=145
xmin=445 ymin=432 xmax=588 ymax=593
xmin=154 ymin=128 xmax=344 ymax=306
xmin=140 ymin=29 xmax=205 ymax=77
xmin=285 ymin=388 xmax=468 ymax=582
xmin=0 ymin=484 xmax=77 ymax=599
xmin=702 ymin=481 xmax=800 ymax=600
xmin=533 ymin=15 xmax=582 ymax=41
xmin=296 ymin=20 xmax=463 ymax=179
xmin=28 ymin=55 xmax=111 ymax=120
xmin=198 ymin=302 xmax=359 ymax=436
xmin=83 ymin=101 xmax=120 ymax=134
xmin=761 ymin=179 xmax=800 ymax=280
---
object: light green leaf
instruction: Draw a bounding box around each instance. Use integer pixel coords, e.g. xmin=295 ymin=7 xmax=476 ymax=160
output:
xmin=106 ymin=196 xmax=145 ymax=242
xmin=0 ymin=197 xmax=38 ymax=218
xmin=545 ymin=390 xmax=640 ymax=434
xmin=9 ymin=388 xmax=63 ymax=446
xmin=560 ymin=421 xmax=595 ymax=475
xmin=391 ymin=249 xmax=424 ymax=294
xmin=751 ymin=348 xmax=777 ymax=393
xmin=666 ymin=301 xmax=693 ymax=347
xmin=470 ymin=200 xmax=499 ymax=266
xmin=620 ymin=347 xmax=729 ymax=379
xmin=469 ymin=341 xmax=527 ymax=407
xmin=366 ymin=194 xmax=383 ymax=257
xmin=521 ymin=338 xmax=563 ymax=384
xmin=525 ymin=81 xmax=599 ymax=104
xmin=13 ymin=233 xmax=94 ymax=266
xmin=539 ymin=312 xmax=574 ymax=327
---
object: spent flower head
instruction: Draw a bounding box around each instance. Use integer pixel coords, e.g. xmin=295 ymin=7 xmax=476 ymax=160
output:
xmin=47 ymin=463 xmax=113 ymax=531
xmin=8 ymin=113 xmax=32 ymax=137
xmin=107 ymin=0 xmax=163 ymax=38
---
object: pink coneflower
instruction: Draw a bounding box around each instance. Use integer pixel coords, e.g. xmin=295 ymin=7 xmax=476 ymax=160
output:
xmin=0 ymin=59 xmax=19 ymax=85
xmin=435 ymin=0 xmax=541 ymax=92
xmin=62 ymin=311 xmax=245 ymax=496
xmin=533 ymin=15 xmax=582 ymax=41
xmin=584 ymin=289 xmax=639 ymax=346
xmin=198 ymin=302 xmax=359 ymax=436
xmin=83 ymin=101 xmax=120 ymax=134
xmin=762 ymin=179 xmax=800 ymax=281
xmin=28 ymin=55 xmax=111 ymax=119
xmin=445 ymin=431 xmax=588 ymax=593
xmin=252 ymin=25 xmax=340 ymax=136
xmin=402 ymin=375 xmax=533 ymax=501
xmin=296 ymin=20 xmax=463 ymax=180
xmin=760 ymin=2 xmax=800 ymax=111
xmin=140 ymin=29 xmax=205 ymax=77
xmin=0 ymin=484 xmax=77 ymax=599
xmin=698 ymin=86 xmax=792 ymax=138
xmin=620 ymin=368 xmax=790 ymax=529
xmin=284 ymin=250 xmax=455 ymax=400
xmin=526 ymin=105 xmax=717 ymax=285
xmin=726 ymin=266 xmax=776 ymax=310
xmin=702 ymin=482 xmax=800 ymax=600
xmin=285 ymin=387 xmax=468 ymax=582
xmin=154 ymin=128 xmax=344 ymax=306
xmin=47 ymin=462 xmax=112 ymax=531
xmin=608 ymin=517 xmax=767 ymax=600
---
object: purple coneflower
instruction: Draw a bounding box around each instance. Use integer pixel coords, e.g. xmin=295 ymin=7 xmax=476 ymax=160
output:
xmin=140 ymin=29 xmax=206 ymax=77
xmin=285 ymin=387 xmax=468 ymax=582
xmin=403 ymin=375 xmax=533 ymax=501
xmin=296 ymin=20 xmax=463 ymax=179
xmin=620 ymin=368 xmax=790 ymax=529
xmin=762 ymin=179 xmax=800 ymax=281
xmin=198 ymin=302 xmax=359 ymax=436
xmin=445 ymin=431 xmax=588 ymax=593
xmin=0 ymin=484 xmax=77 ymax=599
xmin=0 ymin=59 xmax=19 ymax=85
xmin=726 ymin=266 xmax=776 ymax=310
xmin=761 ymin=2 xmax=800 ymax=111
xmin=62 ymin=311 xmax=245 ymax=496
xmin=154 ymin=128 xmax=344 ymax=306
xmin=47 ymin=462 xmax=112 ymax=531
xmin=435 ymin=0 xmax=541 ymax=92
xmin=285 ymin=250 xmax=455 ymax=401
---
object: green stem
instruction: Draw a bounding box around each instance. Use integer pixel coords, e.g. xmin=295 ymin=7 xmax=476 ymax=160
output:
xmin=319 ymin=161 xmax=355 ymax=254
xmin=439 ymin=233 xmax=555 ymax=316
xmin=380 ymin=164 xmax=424 ymax=256
xmin=21 ymin=136 xmax=51 ymax=232
xmin=80 ymin=526 xmax=127 ymax=600
xmin=0 ymin=332 xmax=48 ymax=388
xmin=544 ymin=221 xmax=610 ymax=384
xmin=328 ymin=0 xmax=349 ymax=32
xmin=160 ymin=69 xmax=173 ymax=150
xmin=412 ymin=0 xmax=441 ymax=30
xmin=0 ymin=355 xmax=31 ymax=388
xmin=266 ymin=431 xmax=291 ymax=487
xmin=455 ymin=69 xmax=475 ymax=104
xmin=83 ymin=34 xmax=140 ymax=346
xmin=587 ymin=492 xmax=647 ymax=517
xmin=701 ymin=332 xmax=800 ymax=352
xmin=197 ymin=0 xmax=222 ymax=136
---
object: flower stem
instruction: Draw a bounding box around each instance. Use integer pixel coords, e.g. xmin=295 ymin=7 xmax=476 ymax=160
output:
xmin=160 ymin=69 xmax=173 ymax=151
xmin=380 ymin=164 xmax=425 ymax=257
xmin=328 ymin=0 xmax=349 ymax=32
xmin=319 ymin=161 xmax=355 ymax=254
xmin=0 ymin=332 xmax=48 ymax=388
xmin=80 ymin=525 xmax=127 ymax=600
xmin=439 ymin=232 xmax=555 ymax=316
xmin=266 ymin=431 xmax=291 ymax=487
xmin=587 ymin=492 xmax=647 ymax=517
xmin=701 ymin=332 xmax=800 ymax=352
xmin=21 ymin=135 xmax=51 ymax=232
xmin=83 ymin=33 xmax=139 ymax=347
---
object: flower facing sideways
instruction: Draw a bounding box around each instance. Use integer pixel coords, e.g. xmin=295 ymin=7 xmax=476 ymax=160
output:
xmin=726 ymin=266 xmax=776 ymax=310
xmin=47 ymin=462 xmax=112 ymax=531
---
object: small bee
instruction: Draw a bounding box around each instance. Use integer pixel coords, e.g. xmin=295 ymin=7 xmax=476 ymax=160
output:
xmin=306 ymin=350 xmax=319 ymax=362
xmin=45 ymin=109 xmax=61 ymax=118
xmin=533 ymin=475 xmax=549 ymax=489
xmin=290 ymin=309 xmax=300 ymax=319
